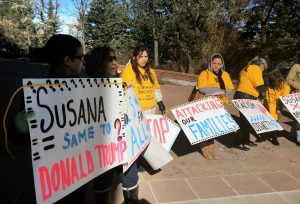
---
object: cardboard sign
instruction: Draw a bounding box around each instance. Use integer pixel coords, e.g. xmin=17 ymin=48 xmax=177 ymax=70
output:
xmin=145 ymin=114 xmax=180 ymax=151
xmin=232 ymin=99 xmax=283 ymax=133
xmin=23 ymin=78 xmax=127 ymax=204
xmin=171 ymin=97 xmax=239 ymax=145
xmin=122 ymin=88 xmax=151 ymax=172
xmin=280 ymin=93 xmax=300 ymax=125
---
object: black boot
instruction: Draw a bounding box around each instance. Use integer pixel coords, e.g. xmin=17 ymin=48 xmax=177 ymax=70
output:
xmin=123 ymin=186 xmax=139 ymax=204
xmin=94 ymin=189 xmax=111 ymax=204
xmin=246 ymin=141 xmax=257 ymax=147
xmin=235 ymin=144 xmax=250 ymax=151
xmin=270 ymin=135 xmax=280 ymax=146
xmin=255 ymin=135 xmax=266 ymax=143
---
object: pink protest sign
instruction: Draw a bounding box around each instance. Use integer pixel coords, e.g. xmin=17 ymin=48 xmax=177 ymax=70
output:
xmin=23 ymin=78 xmax=127 ymax=204
xmin=280 ymin=93 xmax=300 ymax=125
xmin=146 ymin=114 xmax=180 ymax=151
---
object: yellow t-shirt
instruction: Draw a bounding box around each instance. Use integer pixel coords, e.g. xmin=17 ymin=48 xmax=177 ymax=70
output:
xmin=195 ymin=69 xmax=234 ymax=104
xmin=121 ymin=64 xmax=160 ymax=111
xmin=236 ymin=65 xmax=264 ymax=97
xmin=195 ymin=69 xmax=234 ymax=90
xmin=264 ymin=81 xmax=290 ymax=120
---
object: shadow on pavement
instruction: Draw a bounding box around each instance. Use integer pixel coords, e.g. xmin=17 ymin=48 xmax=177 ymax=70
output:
xmin=171 ymin=128 xmax=200 ymax=157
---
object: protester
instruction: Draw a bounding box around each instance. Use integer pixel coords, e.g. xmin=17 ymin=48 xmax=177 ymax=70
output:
xmin=286 ymin=62 xmax=300 ymax=146
xmin=192 ymin=54 xmax=234 ymax=159
xmin=85 ymin=46 xmax=141 ymax=204
xmin=234 ymin=56 xmax=268 ymax=151
xmin=121 ymin=46 xmax=165 ymax=115
xmin=264 ymin=69 xmax=290 ymax=145
xmin=120 ymin=46 xmax=166 ymax=203
xmin=84 ymin=46 xmax=120 ymax=204
xmin=13 ymin=34 xmax=86 ymax=204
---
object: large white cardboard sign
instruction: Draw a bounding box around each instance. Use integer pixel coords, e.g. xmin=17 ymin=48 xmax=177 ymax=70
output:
xmin=232 ymin=99 xmax=283 ymax=133
xmin=145 ymin=114 xmax=180 ymax=151
xmin=171 ymin=97 xmax=239 ymax=145
xmin=280 ymin=93 xmax=300 ymax=125
xmin=122 ymin=88 xmax=151 ymax=172
xmin=23 ymin=78 xmax=127 ymax=204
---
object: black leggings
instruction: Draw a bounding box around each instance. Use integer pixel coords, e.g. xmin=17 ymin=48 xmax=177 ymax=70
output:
xmin=234 ymin=92 xmax=257 ymax=145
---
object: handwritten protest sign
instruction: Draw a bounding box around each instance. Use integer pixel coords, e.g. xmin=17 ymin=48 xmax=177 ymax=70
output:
xmin=23 ymin=78 xmax=127 ymax=204
xmin=145 ymin=114 xmax=180 ymax=151
xmin=122 ymin=88 xmax=151 ymax=172
xmin=280 ymin=93 xmax=300 ymax=125
xmin=232 ymin=99 xmax=283 ymax=134
xmin=171 ymin=97 xmax=239 ymax=145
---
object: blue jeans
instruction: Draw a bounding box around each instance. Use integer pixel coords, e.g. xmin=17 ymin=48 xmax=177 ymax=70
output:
xmin=119 ymin=162 xmax=139 ymax=189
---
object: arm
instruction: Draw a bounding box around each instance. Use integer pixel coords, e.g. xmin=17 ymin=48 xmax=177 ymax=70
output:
xmin=286 ymin=64 xmax=300 ymax=90
xmin=155 ymin=88 xmax=163 ymax=102
xmin=152 ymin=69 xmax=165 ymax=114
xmin=223 ymin=71 xmax=234 ymax=95
xmin=225 ymin=89 xmax=233 ymax=95
xmin=256 ymin=85 xmax=267 ymax=100
xmin=199 ymin=87 xmax=225 ymax=95
xmin=120 ymin=64 xmax=133 ymax=87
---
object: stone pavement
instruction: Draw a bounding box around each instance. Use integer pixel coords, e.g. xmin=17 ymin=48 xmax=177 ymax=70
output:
xmin=110 ymin=83 xmax=300 ymax=204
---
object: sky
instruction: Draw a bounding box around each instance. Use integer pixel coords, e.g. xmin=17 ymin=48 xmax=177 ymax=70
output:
xmin=57 ymin=0 xmax=78 ymax=34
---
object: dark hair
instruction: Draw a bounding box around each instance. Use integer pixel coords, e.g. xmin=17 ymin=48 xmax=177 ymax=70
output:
xmin=212 ymin=54 xmax=223 ymax=62
xmin=208 ymin=54 xmax=225 ymax=71
xmin=44 ymin=34 xmax=82 ymax=68
xmin=85 ymin=46 xmax=115 ymax=77
xmin=131 ymin=46 xmax=154 ymax=84
xmin=266 ymin=70 xmax=285 ymax=90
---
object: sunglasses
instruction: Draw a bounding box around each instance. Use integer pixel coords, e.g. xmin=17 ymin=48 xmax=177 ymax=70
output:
xmin=108 ymin=56 xmax=117 ymax=62
xmin=73 ymin=54 xmax=85 ymax=62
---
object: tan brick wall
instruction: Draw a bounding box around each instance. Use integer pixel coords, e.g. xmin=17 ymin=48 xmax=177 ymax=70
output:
xmin=154 ymin=69 xmax=198 ymax=82
xmin=155 ymin=69 xmax=238 ymax=87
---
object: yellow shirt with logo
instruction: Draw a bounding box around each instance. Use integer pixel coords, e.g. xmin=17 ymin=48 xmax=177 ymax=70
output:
xmin=121 ymin=64 xmax=160 ymax=111
xmin=264 ymin=81 xmax=290 ymax=120
xmin=236 ymin=65 xmax=264 ymax=98
xmin=195 ymin=69 xmax=234 ymax=90
xmin=195 ymin=69 xmax=234 ymax=104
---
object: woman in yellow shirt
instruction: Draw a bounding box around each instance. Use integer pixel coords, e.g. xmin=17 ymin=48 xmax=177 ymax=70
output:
xmin=195 ymin=54 xmax=234 ymax=160
xmin=121 ymin=46 xmax=166 ymax=114
xmin=234 ymin=56 xmax=268 ymax=151
xmin=264 ymin=70 xmax=290 ymax=145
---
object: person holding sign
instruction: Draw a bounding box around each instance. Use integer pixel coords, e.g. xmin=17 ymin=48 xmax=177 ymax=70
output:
xmin=121 ymin=46 xmax=166 ymax=115
xmin=234 ymin=56 xmax=268 ymax=151
xmin=264 ymin=70 xmax=290 ymax=145
xmin=85 ymin=46 xmax=121 ymax=204
xmin=86 ymin=46 xmax=141 ymax=204
xmin=193 ymin=54 xmax=234 ymax=159
xmin=286 ymin=62 xmax=300 ymax=146
xmin=13 ymin=34 xmax=87 ymax=203
xmin=120 ymin=46 xmax=171 ymax=199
